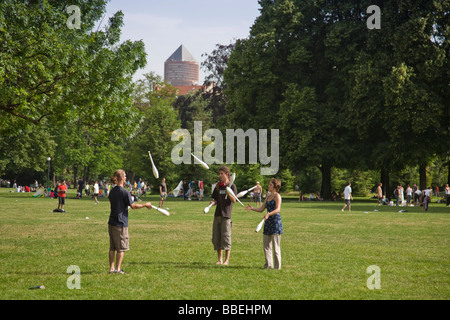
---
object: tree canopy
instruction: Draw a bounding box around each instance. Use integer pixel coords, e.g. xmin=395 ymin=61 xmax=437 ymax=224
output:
xmin=0 ymin=0 xmax=146 ymax=136
xmin=1 ymin=0 xmax=448 ymax=194
xmin=224 ymin=0 xmax=449 ymax=198
xmin=0 ymin=0 xmax=147 ymax=180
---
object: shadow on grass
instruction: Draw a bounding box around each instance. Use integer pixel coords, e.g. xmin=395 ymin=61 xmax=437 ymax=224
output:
xmin=282 ymin=200 xmax=377 ymax=212
xmin=4 ymin=270 xmax=101 ymax=276
xmin=128 ymin=260 xmax=255 ymax=270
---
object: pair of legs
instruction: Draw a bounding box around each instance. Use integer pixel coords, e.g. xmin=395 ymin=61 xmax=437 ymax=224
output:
xmin=159 ymin=194 xmax=166 ymax=207
xmin=264 ymin=234 xmax=281 ymax=269
xmin=254 ymin=194 xmax=261 ymax=207
xmin=341 ymin=199 xmax=351 ymax=211
xmin=212 ymin=216 xmax=231 ymax=265
xmin=216 ymin=249 xmax=230 ymax=265
xmin=108 ymin=225 xmax=129 ymax=273
xmin=109 ymin=250 xmax=124 ymax=272
xmin=422 ymin=197 xmax=429 ymax=211
xmin=58 ymin=197 xmax=65 ymax=211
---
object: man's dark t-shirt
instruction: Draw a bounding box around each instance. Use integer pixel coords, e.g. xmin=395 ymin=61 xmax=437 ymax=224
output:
xmin=108 ymin=186 xmax=134 ymax=227
xmin=212 ymin=183 xmax=237 ymax=219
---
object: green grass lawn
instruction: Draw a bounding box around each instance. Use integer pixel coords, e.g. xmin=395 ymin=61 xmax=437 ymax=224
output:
xmin=0 ymin=188 xmax=448 ymax=300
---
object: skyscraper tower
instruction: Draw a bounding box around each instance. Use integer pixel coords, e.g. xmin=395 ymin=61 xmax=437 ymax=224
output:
xmin=164 ymin=45 xmax=199 ymax=86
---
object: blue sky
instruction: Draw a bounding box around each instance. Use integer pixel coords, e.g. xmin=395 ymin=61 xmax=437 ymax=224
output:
xmin=103 ymin=0 xmax=262 ymax=83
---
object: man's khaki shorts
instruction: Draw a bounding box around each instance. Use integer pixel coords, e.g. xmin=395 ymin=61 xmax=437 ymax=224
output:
xmin=212 ymin=216 xmax=232 ymax=251
xmin=108 ymin=224 xmax=129 ymax=252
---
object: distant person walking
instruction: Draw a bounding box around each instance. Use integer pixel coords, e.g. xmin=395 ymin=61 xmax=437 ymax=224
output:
xmin=77 ymin=178 xmax=84 ymax=199
xmin=398 ymin=184 xmax=404 ymax=206
xmin=422 ymin=186 xmax=432 ymax=212
xmin=377 ymin=183 xmax=383 ymax=206
xmin=341 ymin=182 xmax=353 ymax=212
xmin=159 ymin=178 xmax=167 ymax=208
xmin=93 ymin=180 xmax=99 ymax=204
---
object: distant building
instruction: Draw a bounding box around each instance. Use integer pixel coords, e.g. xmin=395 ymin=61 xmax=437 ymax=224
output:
xmin=164 ymin=45 xmax=202 ymax=95
xmin=152 ymin=81 xmax=216 ymax=97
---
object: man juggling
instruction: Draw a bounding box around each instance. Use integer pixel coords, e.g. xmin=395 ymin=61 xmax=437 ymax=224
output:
xmin=209 ymin=166 xmax=237 ymax=265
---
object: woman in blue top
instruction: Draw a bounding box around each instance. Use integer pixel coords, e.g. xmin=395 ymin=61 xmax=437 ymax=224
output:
xmin=246 ymin=178 xmax=283 ymax=269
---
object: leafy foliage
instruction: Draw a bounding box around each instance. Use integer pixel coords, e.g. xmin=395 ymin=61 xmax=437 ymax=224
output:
xmin=0 ymin=0 xmax=146 ymax=179
xmin=224 ymin=0 xmax=449 ymax=196
xmin=0 ymin=0 xmax=146 ymax=136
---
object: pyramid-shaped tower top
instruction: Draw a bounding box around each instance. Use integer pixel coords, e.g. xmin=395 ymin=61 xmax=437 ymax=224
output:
xmin=166 ymin=45 xmax=197 ymax=62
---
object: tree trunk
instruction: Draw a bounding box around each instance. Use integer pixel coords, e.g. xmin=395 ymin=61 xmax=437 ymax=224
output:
xmin=419 ymin=164 xmax=427 ymax=190
xmin=83 ymin=166 xmax=89 ymax=184
xmin=129 ymin=171 xmax=135 ymax=185
xmin=447 ymin=161 xmax=450 ymax=185
xmin=73 ymin=167 xmax=78 ymax=190
xmin=319 ymin=163 xmax=332 ymax=200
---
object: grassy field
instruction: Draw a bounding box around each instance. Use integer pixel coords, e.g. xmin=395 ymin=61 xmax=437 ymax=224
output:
xmin=0 ymin=188 xmax=448 ymax=300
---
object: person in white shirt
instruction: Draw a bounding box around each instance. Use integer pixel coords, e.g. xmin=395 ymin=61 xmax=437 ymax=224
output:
xmin=85 ymin=182 xmax=90 ymax=197
xmin=93 ymin=180 xmax=99 ymax=204
xmin=141 ymin=180 xmax=146 ymax=197
xmin=422 ymin=186 xmax=432 ymax=211
xmin=398 ymin=184 xmax=404 ymax=206
xmin=414 ymin=188 xmax=422 ymax=207
xmin=341 ymin=182 xmax=353 ymax=212
xmin=406 ymin=184 xmax=413 ymax=206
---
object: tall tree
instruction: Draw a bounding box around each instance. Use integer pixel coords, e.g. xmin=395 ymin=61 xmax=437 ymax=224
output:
xmin=346 ymin=0 xmax=449 ymax=192
xmin=126 ymin=72 xmax=181 ymax=189
xmin=0 ymin=0 xmax=146 ymax=136
xmin=224 ymin=0 xmax=367 ymax=199
xmin=0 ymin=118 xmax=56 ymax=175
xmin=0 ymin=0 xmax=147 ymax=181
xmin=201 ymin=43 xmax=234 ymax=90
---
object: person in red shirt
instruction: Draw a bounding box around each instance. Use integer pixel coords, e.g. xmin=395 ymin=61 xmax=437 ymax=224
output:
xmin=198 ymin=180 xmax=204 ymax=201
xmin=58 ymin=180 xmax=67 ymax=212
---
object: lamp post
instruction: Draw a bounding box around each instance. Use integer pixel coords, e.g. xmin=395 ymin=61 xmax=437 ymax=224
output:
xmin=47 ymin=157 xmax=51 ymax=187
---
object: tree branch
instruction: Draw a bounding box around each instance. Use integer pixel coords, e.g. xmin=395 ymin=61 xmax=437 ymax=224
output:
xmin=0 ymin=104 xmax=42 ymax=125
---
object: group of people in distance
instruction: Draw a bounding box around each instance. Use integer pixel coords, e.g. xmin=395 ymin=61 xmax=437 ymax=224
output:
xmin=376 ymin=182 xmax=449 ymax=210
xmin=341 ymin=181 xmax=449 ymax=213
xmin=106 ymin=166 xmax=284 ymax=274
